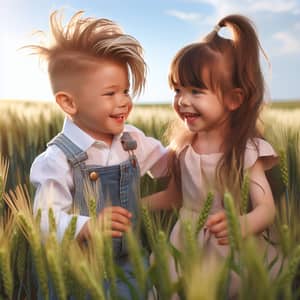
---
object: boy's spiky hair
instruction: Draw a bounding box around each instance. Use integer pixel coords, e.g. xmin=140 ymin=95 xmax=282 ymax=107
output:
xmin=27 ymin=10 xmax=146 ymax=97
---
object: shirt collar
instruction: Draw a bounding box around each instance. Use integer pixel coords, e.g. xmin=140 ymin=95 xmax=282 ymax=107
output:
xmin=62 ymin=117 xmax=129 ymax=151
xmin=62 ymin=117 xmax=99 ymax=151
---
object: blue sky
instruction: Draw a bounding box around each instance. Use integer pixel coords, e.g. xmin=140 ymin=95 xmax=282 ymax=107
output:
xmin=1 ymin=0 xmax=300 ymax=103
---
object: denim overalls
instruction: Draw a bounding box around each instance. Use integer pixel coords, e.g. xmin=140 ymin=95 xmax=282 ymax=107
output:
xmin=43 ymin=132 xmax=146 ymax=299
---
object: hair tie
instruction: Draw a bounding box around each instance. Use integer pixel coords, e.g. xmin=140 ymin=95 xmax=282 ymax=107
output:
xmin=213 ymin=24 xmax=221 ymax=33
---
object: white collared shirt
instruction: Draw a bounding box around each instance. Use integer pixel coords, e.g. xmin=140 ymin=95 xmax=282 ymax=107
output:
xmin=30 ymin=117 xmax=168 ymax=241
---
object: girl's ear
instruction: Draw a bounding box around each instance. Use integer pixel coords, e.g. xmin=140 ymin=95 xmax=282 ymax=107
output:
xmin=55 ymin=92 xmax=77 ymax=116
xmin=226 ymin=88 xmax=244 ymax=111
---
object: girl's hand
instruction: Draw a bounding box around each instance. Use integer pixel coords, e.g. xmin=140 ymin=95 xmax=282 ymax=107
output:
xmin=206 ymin=211 xmax=229 ymax=245
xmin=98 ymin=206 xmax=132 ymax=238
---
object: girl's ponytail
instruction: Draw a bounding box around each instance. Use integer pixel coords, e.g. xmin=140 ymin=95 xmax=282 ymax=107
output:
xmin=218 ymin=15 xmax=266 ymax=109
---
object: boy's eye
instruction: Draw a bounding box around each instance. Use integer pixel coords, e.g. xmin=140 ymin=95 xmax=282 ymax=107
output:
xmin=174 ymin=88 xmax=180 ymax=94
xmin=103 ymin=91 xmax=115 ymax=96
xmin=124 ymin=89 xmax=130 ymax=95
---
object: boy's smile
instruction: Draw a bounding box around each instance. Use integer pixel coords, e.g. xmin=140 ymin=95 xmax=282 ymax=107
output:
xmin=69 ymin=59 xmax=132 ymax=145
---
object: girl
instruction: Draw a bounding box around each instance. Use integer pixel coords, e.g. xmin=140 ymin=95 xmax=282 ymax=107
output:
xmin=146 ymin=14 xmax=279 ymax=298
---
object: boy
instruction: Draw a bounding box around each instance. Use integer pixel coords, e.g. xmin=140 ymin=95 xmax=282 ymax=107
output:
xmin=29 ymin=10 xmax=167 ymax=299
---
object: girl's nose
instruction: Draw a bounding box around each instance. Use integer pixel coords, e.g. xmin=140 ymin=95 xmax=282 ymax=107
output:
xmin=178 ymin=95 xmax=190 ymax=106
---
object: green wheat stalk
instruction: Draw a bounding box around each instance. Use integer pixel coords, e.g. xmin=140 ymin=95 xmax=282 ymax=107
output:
xmin=46 ymin=236 xmax=67 ymax=300
xmin=278 ymin=245 xmax=300 ymax=286
xmin=279 ymin=149 xmax=290 ymax=225
xmin=103 ymin=235 xmax=117 ymax=299
xmin=61 ymin=215 xmax=78 ymax=248
xmin=0 ymin=246 xmax=13 ymax=299
xmin=93 ymin=229 xmax=107 ymax=279
xmin=15 ymin=231 xmax=28 ymax=283
xmin=152 ymin=231 xmax=173 ymax=299
xmin=241 ymin=171 xmax=250 ymax=215
xmin=48 ymin=207 xmax=57 ymax=233
xmin=0 ymin=175 xmax=4 ymax=217
xmin=88 ymin=196 xmax=97 ymax=219
xmin=141 ymin=205 xmax=156 ymax=248
xmin=35 ymin=208 xmax=42 ymax=227
xmin=195 ymin=191 xmax=214 ymax=236
xmin=281 ymin=224 xmax=291 ymax=257
xmin=125 ymin=229 xmax=147 ymax=292
xmin=17 ymin=212 xmax=49 ymax=300
xmin=224 ymin=192 xmax=242 ymax=252
xmin=78 ymin=262 xmax=105 ymax=300
xmin=182 ymin=221 xmax=198 ymax=265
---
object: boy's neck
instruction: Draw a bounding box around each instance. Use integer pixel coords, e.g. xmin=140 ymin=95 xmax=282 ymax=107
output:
xmin=72 ymin=120 xmax=114 ymax=146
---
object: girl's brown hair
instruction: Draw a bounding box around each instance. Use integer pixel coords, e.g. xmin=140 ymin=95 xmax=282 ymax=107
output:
xmin=24 ymin=10 xmax=146 ymax=97
xmin=168 ymin=14 xmax=267 ymax=199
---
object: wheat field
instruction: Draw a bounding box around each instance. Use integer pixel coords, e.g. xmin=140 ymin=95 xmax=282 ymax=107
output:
xmin=0 ymin=100 xmax=299 ymax=299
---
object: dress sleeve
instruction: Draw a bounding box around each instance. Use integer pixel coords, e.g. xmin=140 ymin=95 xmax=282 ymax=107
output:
xmin=244 ymin=138 xmax=279 ymax=171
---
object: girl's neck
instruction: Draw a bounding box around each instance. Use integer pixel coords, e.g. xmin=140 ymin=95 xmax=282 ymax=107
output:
xmin=192 ymin=130 xmax=226 ymax=154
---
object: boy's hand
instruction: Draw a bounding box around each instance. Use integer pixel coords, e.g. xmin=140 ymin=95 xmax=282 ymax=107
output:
xmin=98 ymin=206 xmax=132 ymax=238
xmin=206 ymin=211 xmax=229 ymax=245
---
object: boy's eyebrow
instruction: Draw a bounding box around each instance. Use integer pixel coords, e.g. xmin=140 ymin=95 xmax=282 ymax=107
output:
xmin=103 ymin=84 xmax=130 ymax=89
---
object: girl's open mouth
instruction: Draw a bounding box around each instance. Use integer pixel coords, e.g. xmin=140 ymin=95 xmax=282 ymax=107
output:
xmin=181 ymin=112 xmax=201 ymax=123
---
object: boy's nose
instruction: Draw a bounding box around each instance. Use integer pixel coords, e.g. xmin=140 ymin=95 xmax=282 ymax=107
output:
xmin=118 ymin=95 xmax=131 ymax=107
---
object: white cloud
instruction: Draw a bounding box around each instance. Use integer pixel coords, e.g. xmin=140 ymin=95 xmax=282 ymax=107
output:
xmin=250 ymin=0 xmax=300 ymax=13
xmin=294 ymin=22 xmax=300 ymax=30
xmin=186 ymin=0 xmax=300 ymax=16
xmin=166 ymin=9 xmax=203 ymax=22
xmin=272 ymin=31 xmax=300 ymax=54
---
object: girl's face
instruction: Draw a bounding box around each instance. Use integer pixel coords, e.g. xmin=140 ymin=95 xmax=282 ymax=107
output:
xmin=173 ymin=85 xmax=230 ymax=134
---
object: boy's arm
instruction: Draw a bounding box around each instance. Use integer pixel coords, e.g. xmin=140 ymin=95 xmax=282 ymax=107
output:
xmin=30 ymin=149 xmax=90 ymax=242
xmin=77 ymin=206 xmax=132 ymax=241
xmin=31 ymin=147 xmax=132 ymax=242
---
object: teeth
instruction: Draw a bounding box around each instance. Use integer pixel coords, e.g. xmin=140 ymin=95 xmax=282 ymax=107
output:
xmin=182 ymin=112 xmax=199 ymax=117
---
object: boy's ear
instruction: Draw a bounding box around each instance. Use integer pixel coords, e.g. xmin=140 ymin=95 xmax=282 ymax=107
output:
xmin=55 ymin=92 xmax=77 ymax=116
xmin=226 ymin=88 xmax=244 ymax=111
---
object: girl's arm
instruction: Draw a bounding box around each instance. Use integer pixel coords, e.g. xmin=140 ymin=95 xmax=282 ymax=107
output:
xmin=207 ymin=159 xmax=276 ymax=244
xmin=240 ymin=158 xmax=276 ymax=236
xmin=142 ymin=176 xmax=182 ymax=211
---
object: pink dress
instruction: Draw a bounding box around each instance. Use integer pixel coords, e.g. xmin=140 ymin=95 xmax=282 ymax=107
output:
xmin=169 ymin=138 xmax=279 ymax=298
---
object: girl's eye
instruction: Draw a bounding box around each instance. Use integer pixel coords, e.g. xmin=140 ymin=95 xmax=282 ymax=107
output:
xmin=174 ymin=88 xmax=180 ymax=94
xmin=124 ymin=89 xmax=130 ymax=95
xmin=191 ymin=89 xmax=202 ymax=95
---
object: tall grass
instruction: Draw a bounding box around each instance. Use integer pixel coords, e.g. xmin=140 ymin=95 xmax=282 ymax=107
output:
xmin=0 ymin=100 xmax=299 ymax=299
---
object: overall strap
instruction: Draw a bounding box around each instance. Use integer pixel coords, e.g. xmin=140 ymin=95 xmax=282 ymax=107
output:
xmin=120 ymin=132 xmax=138 ymax=168
xmin=48 ymin=133 xmax=89 ymax=214
xmin=47 ymin=133 xmax=88 ymax=166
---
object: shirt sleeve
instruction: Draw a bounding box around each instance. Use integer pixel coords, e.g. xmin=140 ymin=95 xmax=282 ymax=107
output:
xmin=30 ymin=146 xmax=89 ymax=242
xmin=127 ymin=125 xmax=169 ymax=177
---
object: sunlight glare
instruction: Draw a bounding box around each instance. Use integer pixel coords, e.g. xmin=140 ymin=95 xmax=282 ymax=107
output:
xmin=2 ymin=34 xmax=53 ymax=102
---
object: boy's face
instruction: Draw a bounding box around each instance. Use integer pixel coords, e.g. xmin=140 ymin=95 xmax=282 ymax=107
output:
xmin=71 ymin=59 xmax=132 ymax=144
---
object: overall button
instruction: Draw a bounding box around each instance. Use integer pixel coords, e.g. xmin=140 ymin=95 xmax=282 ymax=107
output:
xmin=89 ymin=171 xmax=99 ymax=181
